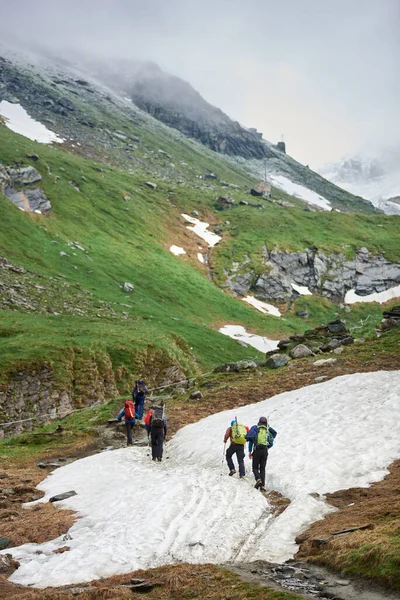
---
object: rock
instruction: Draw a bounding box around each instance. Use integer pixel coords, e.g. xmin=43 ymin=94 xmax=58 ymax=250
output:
xmin=354 ymin=336 xmax=365 ymax=343
xmin=265 ymin=354 xmax=289 ymax=369
xmin=289 ymin=344 xmax=313 ymax=359
xmin=239 ymin=200 xmax=248 ymax=205
xmin=26 ymin=154 xmax=39 ymax=161
xmin=277 ymin=338 xmax=292 ymax=350
xmin=327 ymin=320 xmax=347 ymax=334
xmin=251 ymin=182 xmax=271 ymax=198
xmin=203 ymin=172 xmax=218 ymax=180
xmin=60 ymin=251 xmax=68 ymax=257
xmin=49 ymin=490 xmax=77 ymax=502
xmin=381 ymin=305 xmax=400 ymax=330
xmin=213 ymin=360 xmax=257 ymax=373
xmin=144 ymin=181 xmax=157 ymax=189
xmin=328 ymin=338 xmax=342 ymax=350
xmin=314 ymin=376 xmax=328 ymax=382
xmin=191 ymin=210 xmax=199 ymax=217
xmin=122 ymin=282 xmax=134 ymax=292
xmin=8 ymin=165 xmax=42 ymax=185
xmin=313 ymin=358 xmax=337 ymax=366
xmin=311 ymin=537 xmax=330 ymax=548
xmin=215 ymin=196 xmax=235 ymax=211
xmin=0 ymin=536 xmax=10 ymax=550
xmin=189 ymin=391 xmax=203 ymax=400
xmin=0 ymin=553 xmax=19 ymax=574
xmin=341 ymin=336 xmax=354 ymax=345
xmin=57 ymin=97 xmax=75 ymax=111
xmin=333 ymin=346 xmax=344 ymax=354
xmin=296 ymin=310 xmax=311 ymax=318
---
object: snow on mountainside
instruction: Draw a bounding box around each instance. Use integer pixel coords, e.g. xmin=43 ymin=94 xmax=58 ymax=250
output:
xmin=4 ymin=371 xmax=400 ymax=588
xmin=318 ymin=147 xmax=400 ymax=215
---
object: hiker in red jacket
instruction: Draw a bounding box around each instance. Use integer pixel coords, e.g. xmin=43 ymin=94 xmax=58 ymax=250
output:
xmin=117 ymin=400 xmax=136 ymax=446
xmin=224 ymin=420 xmax=249 ymax=478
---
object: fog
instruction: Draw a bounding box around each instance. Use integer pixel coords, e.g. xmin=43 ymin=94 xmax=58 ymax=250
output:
xmin=0 ymin=0 xmax=398 ymax=166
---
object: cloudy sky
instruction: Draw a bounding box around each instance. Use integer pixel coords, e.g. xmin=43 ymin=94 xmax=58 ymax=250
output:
xmin=0 ymin=0 xmax=398 ymax=166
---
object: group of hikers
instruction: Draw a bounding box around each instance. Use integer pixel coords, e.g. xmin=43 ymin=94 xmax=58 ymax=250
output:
xmin=118 ymin=379 xmax=277 ymax=491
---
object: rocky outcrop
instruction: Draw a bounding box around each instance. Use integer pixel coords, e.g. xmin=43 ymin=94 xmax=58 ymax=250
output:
xmin=275 ymin=320 xmax=354 ymax=357
xmin=224 ymin=246 xmax=400 ymax=302
xmin=381 ymin=305 xmax=400 ymax=330
xmin=0 ymin=163 xmax=51 ymax=214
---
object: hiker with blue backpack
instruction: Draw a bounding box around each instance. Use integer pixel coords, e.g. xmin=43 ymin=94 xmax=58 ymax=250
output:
xmin=224 ymin=419 xmax=249 ymax=478
xmin=246 ymin=416 xmax=277 ymax=492
xmin=117 ymin=400 xmax=136 ymax=446
xmin=132 ymin=379 xmax=150 ymax=420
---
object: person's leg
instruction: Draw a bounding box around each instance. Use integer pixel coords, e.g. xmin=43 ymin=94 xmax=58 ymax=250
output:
xmin=125 ymin=422 xmax=133 ymax=445
xmin=236 ymin=445 xmax=245 ymax=477
xmin=151 ymin=428 xmax=157 ymax=460
xmin=226 ymin=444 xmax=236 ymax=472
xmin=138 ymin=397 xmax=145 ymax=419
xmin=252 ymin=447 xmax=262 ymax=486
xmin=260 ymin=450 xmax=268 ymax=487
xmin=157 ymin=429 xmax=164 ymax=460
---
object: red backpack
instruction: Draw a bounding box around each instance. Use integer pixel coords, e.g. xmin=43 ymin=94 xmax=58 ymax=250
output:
xmin=124 ymin=401 xmax=135 ymax=420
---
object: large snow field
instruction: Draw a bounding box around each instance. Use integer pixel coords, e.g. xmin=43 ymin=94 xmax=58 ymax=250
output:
xmin=4 ymin=371 xmax=400 ymax=588
xmin=345 ymin=284 xmax=400 ymax=305
xmin=268 ymin=174 xmax=332 ymax=211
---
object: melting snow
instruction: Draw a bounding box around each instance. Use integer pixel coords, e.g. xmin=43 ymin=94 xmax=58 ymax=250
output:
xmin=170 ymin=245 xmax=186 ymax=256
xmin=4 ymin=371 xmax=400 ymax=588
xmin=345 ymin=285 xmax=400 ymax=305
xmin=269 ymin=174 xmax=332 ymax=211
xmin=197 ymin=253 xmax=205 ymax=263
xmin=0 ymin=101 xmax=64 ymax=144
xmin=181 ymin=214 xmax=221 ymax=247
xmin=242 ymin=296 xmax=281 ymax=317
xmin=219 ymin=325 xmax=279 ymax=352
xmin=291 ymin=283 xmax=312 ymax=296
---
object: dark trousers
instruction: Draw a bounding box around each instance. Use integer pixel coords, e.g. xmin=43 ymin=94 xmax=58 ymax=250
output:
xmin=151 ymin=427 xmax=164 ymax=459
xmin=226 ymin=443 xmax=245 ymax=476
xmin=125 ymin=422 xmax=134 ymax=445
xmin=252 ymin=446 xmax=268 ymax=485
xmin=134 ymin=395 xmax=145 ymax=419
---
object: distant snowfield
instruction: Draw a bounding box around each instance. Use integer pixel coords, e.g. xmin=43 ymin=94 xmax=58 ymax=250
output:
xmin=169 ymin=245 xmax=186 ymax=256
xmin=242 ymin=295 xmax=281 ymax=317
xmin=0 ymin=101 xmax=64 ymax=144
xmin=345 ymin=284 xmax=400 ymax=305
xmin=268 ymin=174 xmax=332 ymax=211
xmin=181 ymin=214 xmax=221 ymax=247
xmin=4 ymin=371 xmax=400 ymax=588
xmin=219 ymin=324 xmax=279 ymax=352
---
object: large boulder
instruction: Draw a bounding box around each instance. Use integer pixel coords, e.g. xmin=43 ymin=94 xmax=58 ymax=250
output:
xmin=289 ymin=344 xmax=313 ymax=359
xmin=8 ymin=166 xmax=42 ymax=185
xmin=265 ymin=354 xmax=289 ymax=369
xmin=381 ymin=306 xmax=400 ymax=330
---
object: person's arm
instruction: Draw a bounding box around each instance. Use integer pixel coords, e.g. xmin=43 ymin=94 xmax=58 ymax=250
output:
xmin=223 ymin=427 xmax=231 ymax=443
xmin=246 ymin=425 xmax=256 ymax=457
xmin=117 ymin=409 xmax=125 ymax=421
xmin=144 ymin=385 xmax=150 ymax=395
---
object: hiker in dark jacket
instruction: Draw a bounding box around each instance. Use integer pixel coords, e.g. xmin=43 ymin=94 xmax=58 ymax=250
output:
xmin=132 ymin=379 xmax=150 ymax=420
xmin=246 ymin=417 xmax=277 ymax=492
xmin=147 ymin=406 xmax=168 ymax=462
xmin=224 ymin=420 xmax=249 ymax=478
xmin=117 ymin=400 xmax=136 ymax=446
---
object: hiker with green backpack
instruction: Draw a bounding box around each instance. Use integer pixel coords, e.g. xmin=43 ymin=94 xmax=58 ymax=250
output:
xmin=246 ymin=416 xmax=277 ymax=492
xmin=223 ymin=419 xmax=249 ymax=478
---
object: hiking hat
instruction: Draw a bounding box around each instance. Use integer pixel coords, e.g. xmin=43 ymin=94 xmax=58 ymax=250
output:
xmin=258 ymin=416 xmax=268 ymax=424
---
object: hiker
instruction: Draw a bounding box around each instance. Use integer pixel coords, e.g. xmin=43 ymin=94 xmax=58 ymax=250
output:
xmin=132 ymin=379 xmax=150 ymax=420
xmin=246 ymin=417 xmax=277 ymax=492
xmin=117 ymin=400 xmax=136 ymax=446
xmin=224 ymin=419 xmax=249 ymax=478
xmin=146 ymin=405 xmax=168 ymax=462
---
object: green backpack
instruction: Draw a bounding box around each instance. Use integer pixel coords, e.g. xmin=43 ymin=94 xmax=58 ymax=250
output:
xmin=231 ymin=422 xmax=247 ymax=445
xmin=256 ymin=424 xmax=269 ymax=446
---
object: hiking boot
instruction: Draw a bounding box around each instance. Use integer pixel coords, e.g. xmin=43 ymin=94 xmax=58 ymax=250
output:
xmin=254 ymin=479 xmax=262 ymax=490
xmin=127 ymin=442 xmax=133 ymax=446
xmin=228 ymin=469 xmax=236 ymax=476
xmin=239 ymin=475 xmax=245 ymax=479
xmin=260 ymin=486 xmax=266 ymax=493
xmin=157 ymin=457 xmax=162 ymax=462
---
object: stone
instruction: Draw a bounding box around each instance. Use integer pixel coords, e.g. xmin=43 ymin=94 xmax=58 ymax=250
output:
xmin=57 ymin=97 xmax=75 ymax=111
xmin=327 ymin=320 xmax=347 ymax=334
xmin=0 ymin=553 xmax=19 ymax=574
xmin=26 ymin=154 xmax=39 ymax=161
xmin=296 ymin=310 xmax=311 ymax=318
xmin=189 ymin=391 xmax=203 ymax=400
xmin=313 ymin=358 xmax=337 ymax=366
xmin=122 ymin=282 xmax=134 ymax=292
xmin=289 ymin=344 xmax=313 ymax=359
xmin=333 ymin=346 xmax=344 ymax=354
xmin=265 ymin=354 xmax=289 ymax=369
xmin=328 ymin=338 xmax=342 ymax=349
xmin=49 ymin=490 xmax=77 ymax=502
xmin=0 ymin=536 xmax=10 ymax=550
xmin=314 ymin=376 xmax=328 ymax=382
xmin=191 ymin=210 xmax=199 ymax=217
xmin=215 ymin=196 xmax=235 ymax=211
xmin=8 ymin=165 xmax=42 ymax=185
xmin=341 ymin=336 xmax=354 ymax=345
xmin=311 ymin=537 xmax=330 ymax=548
xmin=144 ymin=181 xmax=157 ymax=189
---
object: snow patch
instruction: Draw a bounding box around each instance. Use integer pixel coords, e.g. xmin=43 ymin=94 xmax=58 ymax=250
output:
xmin=269 ymin=174 xmax=332 ymax=211
xmin=4 ymin=371 xmax=400 ymax=587
xmin=170 ymin=245 xmax=186 ymax=256
xmin=291 ymin=283 xmax=312 ymax=296
xmin=345 ymin=285 xmax=400 ymax=305
xmin=197 ymin=253 xmax=205 ymax=263
xmin=181 ymin=214 xmax=221 ymax=247
xmin=242 ymin=296 xmax=281 ymax=317
xmin=219 ymin=325 xmax=279 ymax=352
xmin=0 ymin=101 xmax=64 ymax=144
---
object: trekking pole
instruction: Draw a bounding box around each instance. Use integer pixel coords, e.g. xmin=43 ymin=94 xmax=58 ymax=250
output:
xmin=220 ymin=441 xmax=226 ymax=476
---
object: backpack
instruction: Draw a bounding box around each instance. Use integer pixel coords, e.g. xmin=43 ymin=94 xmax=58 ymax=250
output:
xmin=124 ymin=401 xmax=135 ymax=420
xmin=255 ymin=424 xmax=269 ymax=447
xmin=151 ymin=405 xmax=165 ymax=428
xmin=231 ymin=422 xmax=247 ymax=445
xmin=135 ymin=380 xmax=146 ymax=396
